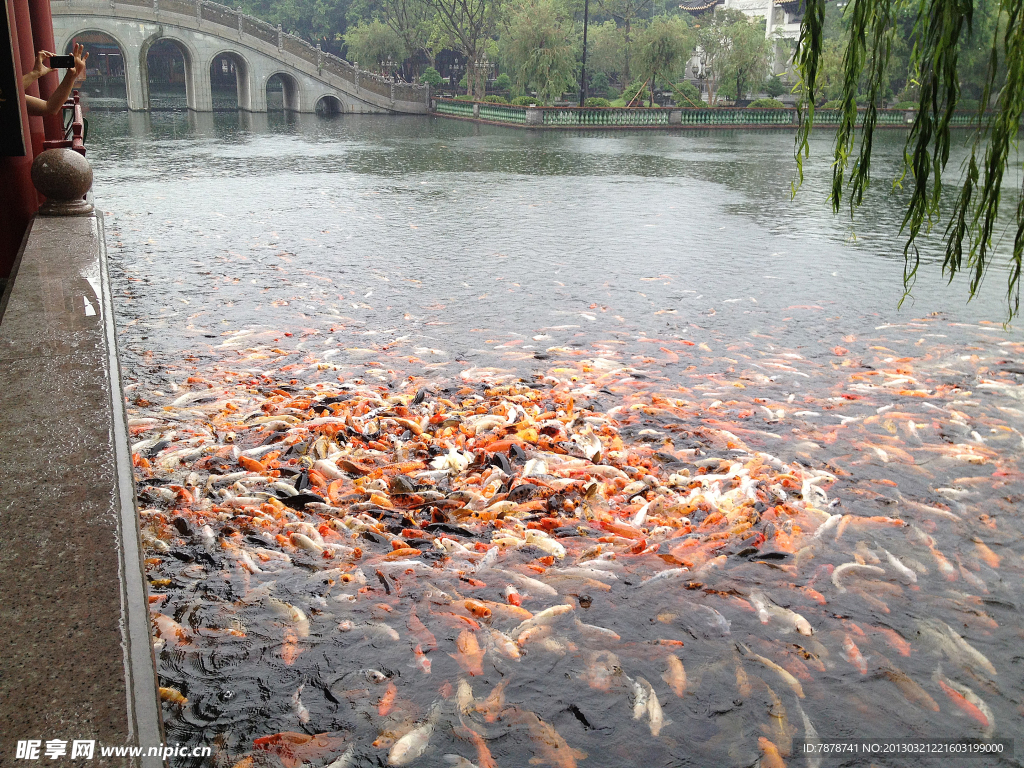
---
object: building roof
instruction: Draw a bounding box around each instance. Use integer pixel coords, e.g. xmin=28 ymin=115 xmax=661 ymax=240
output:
xmin=678 ymin=0 xmax=721 ymax=11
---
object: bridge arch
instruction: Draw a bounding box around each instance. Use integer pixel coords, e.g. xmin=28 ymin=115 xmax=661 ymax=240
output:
xmin=315 ymin=94 xmax=345 ymax=115
xmin=140 ymin=32 xmax=201 ymax=111
xmin=266 ymin=71 xmax=301 ymax=112
xmin=50 ymin=1 xmax=428 ymax=114
xmin=58 ymin=28 xmax=134 ymax=106
xmin=209 ymin=48 xmax=253 ymax=110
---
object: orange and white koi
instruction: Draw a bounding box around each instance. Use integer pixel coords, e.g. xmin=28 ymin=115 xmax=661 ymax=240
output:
xmin=842 ymin=634 xmax=868 ymax=674
xmin=934 ymin=669 xmax=995 ymax=737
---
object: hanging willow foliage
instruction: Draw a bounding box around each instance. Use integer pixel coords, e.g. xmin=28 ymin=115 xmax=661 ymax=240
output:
xmin=794 ymin=0 xmax=1024 ymax=319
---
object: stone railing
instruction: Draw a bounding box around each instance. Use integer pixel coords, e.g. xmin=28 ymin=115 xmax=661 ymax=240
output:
xmin=57 ymin=0 xmax=428 ymax=108
xmin=434 ymin=99 xmax=990 ymax=129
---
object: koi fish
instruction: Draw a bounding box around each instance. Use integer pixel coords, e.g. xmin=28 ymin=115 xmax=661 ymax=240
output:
xmin=879 ymin=663 xmax=939 ymax=712
xmin=451 ymin=630 xmax=485 ymax=676
xmin=159 ymin=686 xmax=188 ymax=707
xmin=737 ymin=643 xmax=804 ymax=698
xmin=389 ymin=703 xmax=440 ymax=765
xmin=842 ymin=634 xmax=868 ymax=674
xmin=757 ymin=737 xmax=786 ymax=768
xmin=934 ymin=669 xmax=995 ymax=737
xmin=662 ymin=655 xmax=686 ymax=697
xmin=831 ymin=562 xmax=885 ymax=593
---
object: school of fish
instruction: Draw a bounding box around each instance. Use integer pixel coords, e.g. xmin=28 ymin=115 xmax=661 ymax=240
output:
xmin=130 ymin=319 xmax=1024 ymax=767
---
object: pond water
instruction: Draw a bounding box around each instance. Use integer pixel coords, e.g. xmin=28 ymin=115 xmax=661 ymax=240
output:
xmin=85 ymin=108 xmax=1024 ymax=768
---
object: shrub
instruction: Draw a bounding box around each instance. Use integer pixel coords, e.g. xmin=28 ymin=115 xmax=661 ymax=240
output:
xmin=893 ymin=101 xmax=917 ymax=110
xmin=821 ymin=99 xmax=842 ymax=109
xmin=672 ymin=80 xmax=700 ymax=107
xmin=483 ymin=95 xmax=508 ymax=104
xmin=747 ymin=98 xmax=786 ymax=108
xmin=493 ymin=73 xmax=511 ymax=91
xmin=459 ymin=73 xmax=468 ymax=90
xmin=590 ymin=71 xmax=613 ymax=99
xmin=622 ymin=79 xmax=648 ymax=104
xmin=511 ymin=95 xmax=537 ymax=106
xmin=454 ymin=94 xmax=474 ymax=101
xmin=420 ymin=67 xmax=442 ymax=87
xmin=585 ymin=97 xmax=611 ymax=107
xmin=716 ymin=79 xmax=737 ymax=102
xmin=765 ymin=75 xmax=785 ymax=98
xmin=956 ymin=99 xmax=980 ymax=113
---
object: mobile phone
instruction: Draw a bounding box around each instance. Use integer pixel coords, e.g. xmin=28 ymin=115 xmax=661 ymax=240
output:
xmin=48 ymin=55 xmax=75 ymax=68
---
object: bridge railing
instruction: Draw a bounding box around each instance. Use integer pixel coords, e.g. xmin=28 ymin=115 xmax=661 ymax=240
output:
xmin=322 ymin=56 xmax=356 ymax=84
xmin=434 ymin=99 xmax=991 ymax=128
xmin=60 ymin=0 xmax=428 ymax=105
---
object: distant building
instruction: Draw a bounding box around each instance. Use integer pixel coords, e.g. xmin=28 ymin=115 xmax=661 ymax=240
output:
xmin=679 ymin=0 xmax=810 ymax=78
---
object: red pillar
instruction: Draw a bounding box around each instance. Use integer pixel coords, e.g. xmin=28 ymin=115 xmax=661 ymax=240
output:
xmin=27 ymin=0 xmax=63 ymax=142
xmin=11 ymin=0 xmax=44 ymax=159
xmin=0 ymin=0 xmax=38 ymax=277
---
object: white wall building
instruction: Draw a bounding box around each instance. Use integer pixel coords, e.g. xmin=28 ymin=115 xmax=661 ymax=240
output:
xmin=680 ymin=0 xmax=806 ymax=92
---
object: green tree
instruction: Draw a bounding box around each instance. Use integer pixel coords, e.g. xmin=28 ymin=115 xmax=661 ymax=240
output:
xmin=587 ymin=20 xmax=626 ymax=84
xmin=379 ymin=0 xmax=439 ymax=70
xmin=590 ymin=70 xmax=614 ymax=97
xmin=343 ymin=19 xmax=407 ymax=71
xmin=632 ymin=15 xmax=693 ymax=103
xmin=694 ymin=10 xmax=771 ymax=104
xmin=811 ymin=37 xmax=845 ymax=104
xmin=428 ymin=0 xmax=504 ymax=100
xmin=794 ymin=0 xmax=1024 ymax=317
xmin=694 ymin=9 xmax=739 ymax=105
xmin=239 ymin=0 xmax=350 ymax=52
xmin=765 ymin=74 xmax=784 ymax=98
xmin=718 ymin=13 xmax=772 ymax=102
xmin=671 ymin=78 xmax=700 ymax=106
xmin=598 ymin=0 xmax=654 ymax=84
xmin=500 ymin=0 xmax=579 ymax=103
xmin=420 ymin=65 xmax=443 ymax=85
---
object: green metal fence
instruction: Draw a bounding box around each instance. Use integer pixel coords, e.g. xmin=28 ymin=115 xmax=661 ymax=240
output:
xmin=542 ymin=108 xmax=671 ymax=127
xmin=435 ymin=100 xmax=475 ymax=118
xmin=433 ymin=99 xmax=989 ymax=130
xmin=478 ymin=104 xmax=528 ymax=124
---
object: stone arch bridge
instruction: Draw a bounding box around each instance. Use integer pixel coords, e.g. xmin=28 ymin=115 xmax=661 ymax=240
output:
xmin=51 ymin=0 xmax=429 ymax=113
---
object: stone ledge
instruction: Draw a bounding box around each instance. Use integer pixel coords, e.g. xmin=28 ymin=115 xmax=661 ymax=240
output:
xmin=0 ymin=212 xmax=163 ymax=767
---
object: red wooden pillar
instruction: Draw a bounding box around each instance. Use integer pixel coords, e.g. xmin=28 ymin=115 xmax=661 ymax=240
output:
xmin=27 ymin=0 xmax=63 ymax=142
xmin=11 ymin=0 xmax=44 ymax=158
xmin=0 ymin=0 xmax=38 ymax=277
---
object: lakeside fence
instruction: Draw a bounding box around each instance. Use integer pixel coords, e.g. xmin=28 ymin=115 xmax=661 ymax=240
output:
xmin=434 ymin=99 xmax=986 ymax=129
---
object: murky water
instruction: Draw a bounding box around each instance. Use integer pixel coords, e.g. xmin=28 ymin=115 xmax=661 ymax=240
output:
xmin=85 ymin=108 xmax=1024 ymax=768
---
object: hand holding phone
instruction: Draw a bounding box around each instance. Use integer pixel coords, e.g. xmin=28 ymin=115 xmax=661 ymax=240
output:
xmin=48 ymin=55 xmax=76 ymax=69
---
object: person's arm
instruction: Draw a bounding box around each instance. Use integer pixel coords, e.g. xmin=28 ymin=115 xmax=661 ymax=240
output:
xmin=25 ymin=43 xmax=88 ymax=117
xmin=21 ymin=50 xmax=52 ymax=89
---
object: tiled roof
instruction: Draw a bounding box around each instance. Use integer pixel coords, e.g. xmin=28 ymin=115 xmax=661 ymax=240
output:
xmin=678 ymin=0 xmax=721 ymax=11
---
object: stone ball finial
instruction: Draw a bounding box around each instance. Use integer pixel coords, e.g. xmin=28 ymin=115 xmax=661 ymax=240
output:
xmin=31 ymin=149 xmax=95 ymax=216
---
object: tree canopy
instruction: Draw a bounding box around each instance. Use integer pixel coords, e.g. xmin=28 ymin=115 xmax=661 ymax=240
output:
xmin=499 ymin=0 xmax=579 ymax=103
xmin=343 ymin=19 xmax=407 ymax=70
xmin=694 ymin=8 xmax=770 ymax=105
xmin=632 ymin=16 xmax=693 ymax=101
